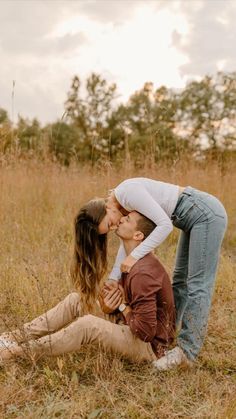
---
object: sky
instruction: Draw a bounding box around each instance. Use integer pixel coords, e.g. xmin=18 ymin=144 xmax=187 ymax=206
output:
xmin=0 ymin=0 xmax=236 ymax=124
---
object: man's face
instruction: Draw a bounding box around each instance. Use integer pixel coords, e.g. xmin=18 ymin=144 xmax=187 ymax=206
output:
xmin=116 ymin=211 xmax=142 ymax=240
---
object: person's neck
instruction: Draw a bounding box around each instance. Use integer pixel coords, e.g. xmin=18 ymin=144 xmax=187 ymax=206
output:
xmin=110 ymin=192 xmax=120 ymax=208
xmin=110 ymin=192 xmax=129 ymax=215
xmin=123 ymin=240 xmax=140 ymax=256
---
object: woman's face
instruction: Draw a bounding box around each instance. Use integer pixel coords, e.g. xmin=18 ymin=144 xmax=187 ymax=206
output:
xmin=98 ymin=206 xmax=122 ymax=234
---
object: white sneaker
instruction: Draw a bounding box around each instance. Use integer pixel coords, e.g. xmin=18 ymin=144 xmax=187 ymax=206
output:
xmin=0 ymin=336 xmax=16 ymax=349
xmin=153 ymin=346 xmax=192 ymax=371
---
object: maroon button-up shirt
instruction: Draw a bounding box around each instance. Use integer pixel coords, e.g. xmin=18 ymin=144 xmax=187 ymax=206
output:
xmin=119 ymin=253 xmax=176 ymax=357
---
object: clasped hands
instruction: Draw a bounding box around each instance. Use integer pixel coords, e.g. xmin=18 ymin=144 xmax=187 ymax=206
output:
xmin=99 ymin=280 xmax=126 ymax=314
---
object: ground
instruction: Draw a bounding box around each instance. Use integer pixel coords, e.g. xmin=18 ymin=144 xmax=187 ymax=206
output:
xmin=0 ymin=160 xmax=235 ymax=418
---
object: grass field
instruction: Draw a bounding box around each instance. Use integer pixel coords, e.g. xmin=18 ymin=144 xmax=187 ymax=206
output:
xmin=0 ymin=158 xmax=235 ymax=418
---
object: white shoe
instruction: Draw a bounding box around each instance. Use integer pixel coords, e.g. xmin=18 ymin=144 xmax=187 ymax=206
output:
xmin=0 ymin=336 xmax=18 ymax=365
xmin=153 ymin=346 xmax=192 ymax=371
xmin=0 ymin=336 xmax=16 ymax=349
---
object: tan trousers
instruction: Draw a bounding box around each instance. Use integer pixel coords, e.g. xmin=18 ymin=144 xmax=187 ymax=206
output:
xmin=12 ymin=293 xmax=157 ymax=363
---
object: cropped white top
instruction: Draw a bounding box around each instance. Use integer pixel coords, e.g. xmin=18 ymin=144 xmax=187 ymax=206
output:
xmin=109 ymin=177 xmax=180 ymax=280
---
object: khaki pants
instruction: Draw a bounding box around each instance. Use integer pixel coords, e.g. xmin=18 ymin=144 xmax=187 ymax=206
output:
xmin=12 ymin=293 xmax=157 ymax=363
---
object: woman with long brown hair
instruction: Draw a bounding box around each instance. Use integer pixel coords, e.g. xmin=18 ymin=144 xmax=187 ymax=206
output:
xmin=71 ymin=198 xmax=122 ymax=312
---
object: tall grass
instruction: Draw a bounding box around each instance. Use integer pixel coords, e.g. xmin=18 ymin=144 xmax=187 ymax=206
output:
xmin=0 ymin=158 xmax=235 ymax=418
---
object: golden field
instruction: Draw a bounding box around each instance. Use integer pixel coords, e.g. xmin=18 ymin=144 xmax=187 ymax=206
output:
xmin=0 ymin=158 xmax=235 ymax=418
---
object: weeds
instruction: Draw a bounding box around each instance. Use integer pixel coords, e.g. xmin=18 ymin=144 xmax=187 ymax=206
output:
xmin=0 ymin=160 xmax=235 ymax=418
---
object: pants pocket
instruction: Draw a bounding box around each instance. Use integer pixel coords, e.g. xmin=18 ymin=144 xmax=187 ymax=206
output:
xmin=171 ymin=197 xmax=195 ymax=222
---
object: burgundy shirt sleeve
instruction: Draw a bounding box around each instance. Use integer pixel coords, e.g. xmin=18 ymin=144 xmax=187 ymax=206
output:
xmin=124 ymin=270 xmax=162 ymax=342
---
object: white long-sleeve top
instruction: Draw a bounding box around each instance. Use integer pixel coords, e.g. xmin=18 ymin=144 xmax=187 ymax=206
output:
xmin=109 ymin=177 xmax=180 ymax=280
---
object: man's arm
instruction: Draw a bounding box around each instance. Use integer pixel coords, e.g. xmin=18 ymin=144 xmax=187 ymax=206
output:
xmin=119 ymin=271 xmax=161 ymax=342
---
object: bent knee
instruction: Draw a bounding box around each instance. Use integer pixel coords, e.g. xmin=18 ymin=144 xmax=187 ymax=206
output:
xmin=66 ymin=292 xmax=80 ymax=304
xmin=63 ymin=292 xmax=81 ymax=317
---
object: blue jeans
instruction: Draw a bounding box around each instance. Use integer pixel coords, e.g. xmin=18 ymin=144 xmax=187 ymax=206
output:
xmin=171 ymin=187 xmax=227 ymax=361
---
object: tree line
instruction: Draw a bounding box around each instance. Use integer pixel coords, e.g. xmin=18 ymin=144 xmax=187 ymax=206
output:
xmin=0 ymin=71 xmax=235 ymax=165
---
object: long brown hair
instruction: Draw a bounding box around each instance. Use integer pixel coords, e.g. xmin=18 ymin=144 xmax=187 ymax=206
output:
xmin=71 ymin=198 xmax=108 ymax=312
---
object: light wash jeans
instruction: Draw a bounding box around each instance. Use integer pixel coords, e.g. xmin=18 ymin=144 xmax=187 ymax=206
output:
xmin=171 ymin=187 xmax=227 ymax=361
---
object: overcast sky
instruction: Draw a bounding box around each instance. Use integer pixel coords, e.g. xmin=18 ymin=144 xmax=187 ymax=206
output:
xmin=0 ymin=0 xmax=235 ymax=124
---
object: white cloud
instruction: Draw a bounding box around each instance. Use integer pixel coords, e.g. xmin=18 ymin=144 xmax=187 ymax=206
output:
xmin=0 ymin=0 xmax=235 ymax=123
xmin=172 ymin=0 xmax=236 ymax=78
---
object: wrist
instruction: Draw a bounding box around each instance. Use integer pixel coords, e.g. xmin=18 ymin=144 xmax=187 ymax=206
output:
xmin=118 ymin=302 xmax=131 ymax=317
xmin=118 ymin=302 xmax=127 ymax=312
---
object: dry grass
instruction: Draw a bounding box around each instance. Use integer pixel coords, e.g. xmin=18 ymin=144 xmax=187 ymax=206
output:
xmin=0 ymin=158 xmax=235 ymax=418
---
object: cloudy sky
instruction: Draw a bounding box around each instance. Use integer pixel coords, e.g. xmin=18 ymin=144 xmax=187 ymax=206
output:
xmin=0 ymin=0 xmax=235 ymax=124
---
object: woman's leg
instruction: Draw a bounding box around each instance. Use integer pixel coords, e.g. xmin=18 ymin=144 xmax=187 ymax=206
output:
xmin=177 ymin=215 xmax=227 ymax=361
xmin=2 ymin=292 xmax=81 ymax=343
xmin=7 ymin=315 xmax=157 ymax=363
xmin=154 ymin=190 xmax=228 ymax=370
xmin=172 ymin=231 xmax=189 ymax=329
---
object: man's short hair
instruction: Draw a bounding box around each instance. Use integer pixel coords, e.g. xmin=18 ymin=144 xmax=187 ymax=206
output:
xmin=136 ymin=214 xmax=156 ymax=239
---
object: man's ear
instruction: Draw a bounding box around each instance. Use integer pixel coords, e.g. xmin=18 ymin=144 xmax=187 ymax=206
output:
xmin=133 ymin=231 xmax=144 ymax=241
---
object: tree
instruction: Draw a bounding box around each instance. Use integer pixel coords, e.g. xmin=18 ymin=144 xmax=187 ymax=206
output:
xmin=16 ymin=117 xmax=42 ymax=151
xmin=107 ymin=83 xmax=189 ymax=163
xmin=0 ymin=108 xmax=12 ymax=153
xmin=64 ymin=73 xmax=117 ymax=160
xmin=46 ymin=121 xmax=80 ymax=165
xmin=0 ymin=108 xmax=9 ymax=124
xmin=176 ymin=72 xmax=236 ymax=151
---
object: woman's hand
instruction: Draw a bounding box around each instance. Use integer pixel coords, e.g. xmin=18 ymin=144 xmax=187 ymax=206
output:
xmin=120 ymin=255 xmax=138 ymax=273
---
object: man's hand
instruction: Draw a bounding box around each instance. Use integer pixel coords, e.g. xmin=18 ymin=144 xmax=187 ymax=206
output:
xmin=103 ymin=288 xmax=122 ymax=312
xmin=99 ymin=280 xmax=122 ymax=314
xmin=117 ymin=284 xmax=127 ymax=304
xmin=103 ymin=279 xmax=119 ymax=292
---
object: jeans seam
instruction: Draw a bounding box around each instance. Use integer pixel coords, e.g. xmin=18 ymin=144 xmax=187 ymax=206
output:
xmin=200 ymin=220 xmax=208 ymax=278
